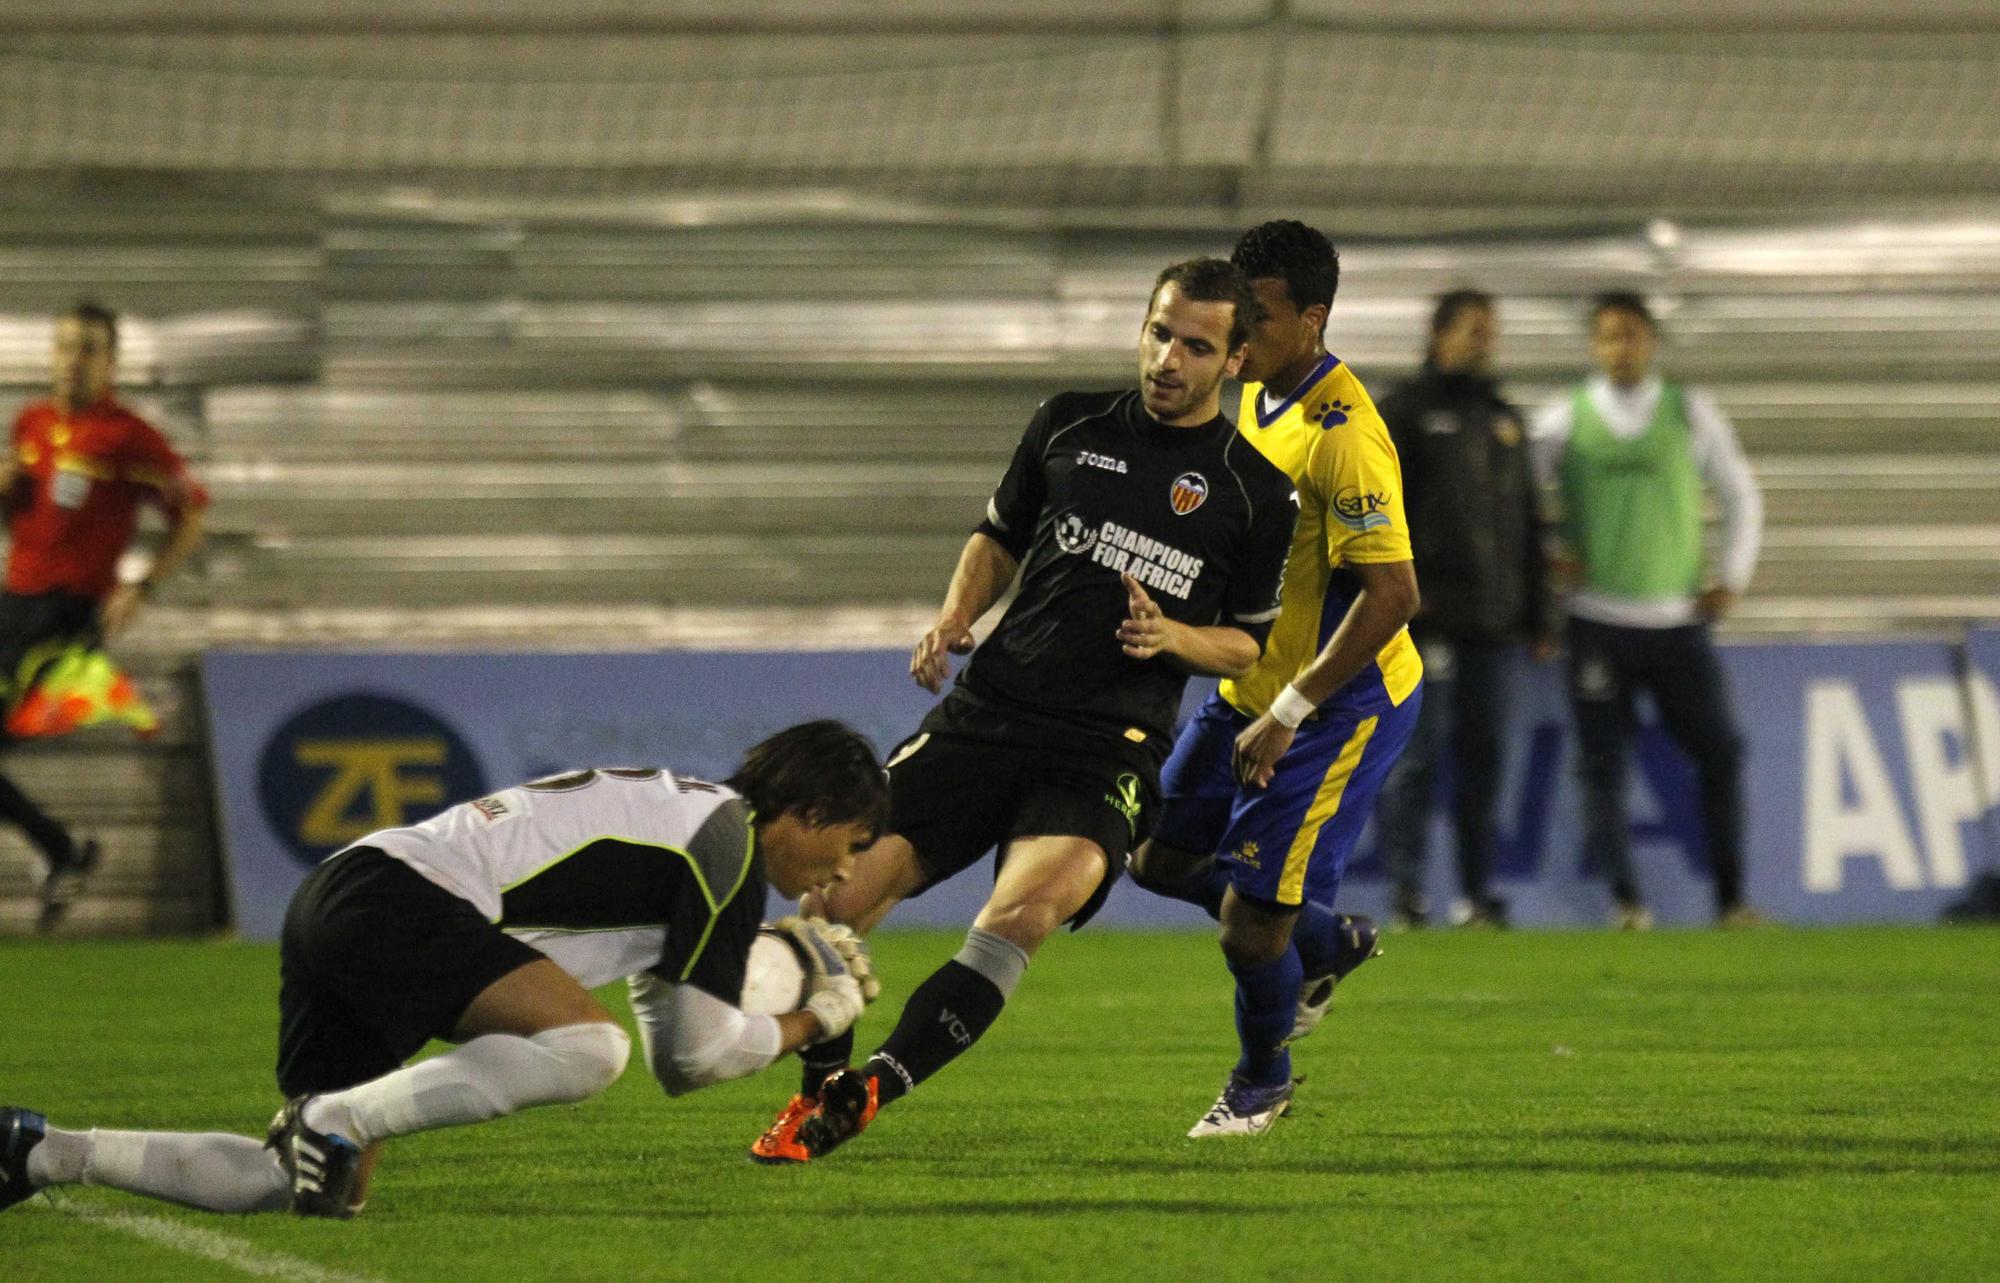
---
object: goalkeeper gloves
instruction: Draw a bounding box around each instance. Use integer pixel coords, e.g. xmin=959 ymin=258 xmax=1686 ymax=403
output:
xmin=770 ymin=915 xmax=880 ymax=1041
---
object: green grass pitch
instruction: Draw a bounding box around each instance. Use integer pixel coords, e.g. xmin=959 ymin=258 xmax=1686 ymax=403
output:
xmin=3 ymin=926 xmax=1996 ymax=1282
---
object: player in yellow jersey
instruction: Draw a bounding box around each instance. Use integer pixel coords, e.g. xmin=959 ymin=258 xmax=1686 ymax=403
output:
xmin=1130 ymin=221 xmax=1423 ymax=1137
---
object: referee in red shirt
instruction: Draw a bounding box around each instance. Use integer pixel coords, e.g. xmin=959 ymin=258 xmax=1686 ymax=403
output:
xmin=3 ymin=300 xmax=208 ymax=920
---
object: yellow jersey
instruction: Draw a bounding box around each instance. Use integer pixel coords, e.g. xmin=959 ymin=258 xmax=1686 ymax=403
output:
xmin=1221 ymin=353 xmax=1423 ymax=717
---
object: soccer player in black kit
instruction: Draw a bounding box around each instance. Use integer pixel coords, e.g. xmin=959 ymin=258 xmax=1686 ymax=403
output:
xmin=751 ymin=258 xmax=1298 ymax=1162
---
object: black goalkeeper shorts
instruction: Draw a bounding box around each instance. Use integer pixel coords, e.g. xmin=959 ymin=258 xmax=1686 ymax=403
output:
xmin=275 ymin=846 xmax=544 ymax=1097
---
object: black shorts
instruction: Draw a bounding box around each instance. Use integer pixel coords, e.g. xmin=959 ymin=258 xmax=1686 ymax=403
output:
xmin=887 ymin=702 xmax=1159 ymax=930
xmin=276 ymin=846 xmax=545 ymax=1097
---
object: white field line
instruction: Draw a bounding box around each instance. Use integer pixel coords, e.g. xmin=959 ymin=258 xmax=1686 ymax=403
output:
xmin=45 ymin=1198 xmax=393 ymax=1283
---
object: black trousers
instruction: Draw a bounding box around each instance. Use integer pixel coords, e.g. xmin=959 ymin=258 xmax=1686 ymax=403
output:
xmin=1566 ymin=615 xmax=1746 ymax=913
xmin=1378 ymin=628 xmax=1512 ymax=908
xmin=0 ymin=590 xmax=102 ymax=868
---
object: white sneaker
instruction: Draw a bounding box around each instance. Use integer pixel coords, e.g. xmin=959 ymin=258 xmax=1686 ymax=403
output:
xmin=1187 ymin=1075 xmax=1298 ymax=1138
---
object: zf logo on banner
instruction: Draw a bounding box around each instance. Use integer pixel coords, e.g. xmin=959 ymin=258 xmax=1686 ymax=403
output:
xmin=256 ymin=692 xmax=487 ymax=867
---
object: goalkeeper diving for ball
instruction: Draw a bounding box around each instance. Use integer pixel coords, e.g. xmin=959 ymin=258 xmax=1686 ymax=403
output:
xmin=1 ymin=720 xmax=887 ymax=1219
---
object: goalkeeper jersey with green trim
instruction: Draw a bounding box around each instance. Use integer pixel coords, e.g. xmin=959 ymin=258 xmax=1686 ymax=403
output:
xmin=339 ymin=767 xmax=764 ymax=1000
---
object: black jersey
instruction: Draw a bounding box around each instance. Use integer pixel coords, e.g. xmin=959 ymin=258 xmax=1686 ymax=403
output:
xmin=952 ymin=389 xmax=1296 ymax=759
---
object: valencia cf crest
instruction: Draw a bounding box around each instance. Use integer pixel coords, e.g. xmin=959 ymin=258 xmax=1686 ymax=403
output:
xmin=1169 ymin=471 xmax=1209 ymax=516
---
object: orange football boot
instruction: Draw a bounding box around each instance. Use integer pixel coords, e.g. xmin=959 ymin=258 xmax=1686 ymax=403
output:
xmin=749 ymin=1093 xmax=818 ymax=1165
xmin=797 ymin=1069 xmax=881 ymax=1158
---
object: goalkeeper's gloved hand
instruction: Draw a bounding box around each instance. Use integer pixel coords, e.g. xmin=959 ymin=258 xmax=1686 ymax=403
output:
xmin=809 ymin=921 xmax=881 ymax=1003
xmin=770 ymin=915 xmax=878 ymax=1041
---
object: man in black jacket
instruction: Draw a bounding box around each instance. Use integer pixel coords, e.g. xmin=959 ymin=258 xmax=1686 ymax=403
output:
xmin=1374 ymin=290 xmax=1552 ymax=927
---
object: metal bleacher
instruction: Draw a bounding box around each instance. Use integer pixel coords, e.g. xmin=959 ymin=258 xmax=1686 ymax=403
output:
xmin=2 ymin=209 xmax=1998 ymax=933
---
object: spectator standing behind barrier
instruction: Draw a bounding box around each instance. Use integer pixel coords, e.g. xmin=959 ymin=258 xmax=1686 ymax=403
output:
xmin=1 ymin=301 xmax=209 ymax=924
xmin=1374 ymin=291 xmax=1553 ymax=929
xmin=1530 ymin=292 xmax=1763 ymax=929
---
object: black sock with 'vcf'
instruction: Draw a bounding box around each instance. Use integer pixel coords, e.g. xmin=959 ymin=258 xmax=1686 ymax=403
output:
xmin=866 ymin=927 xmax=1027 ymax=1105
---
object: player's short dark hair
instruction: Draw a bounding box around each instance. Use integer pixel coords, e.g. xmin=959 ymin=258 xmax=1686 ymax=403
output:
xmin=1230 ymin=219 xmax=1340 ymax=317
xmin=1590 ymin=290 xmax=1657 ymax=331
xmin=1426 ymin=288 xmax=1495 ymax=359
xmin=1429 ymin=288 xmax=1495 ymax=338
xmin=62 ymin=298 xmax=118 ymax=349
xmin=1149 ymin=257 xmax=1257 ymax=351
xmin=727 ymin=719 xmax=890 ymax=839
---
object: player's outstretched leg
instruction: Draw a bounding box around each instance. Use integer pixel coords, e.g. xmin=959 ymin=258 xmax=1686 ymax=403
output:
xmin=798 ymin=923 xmax=1030 ymax=1159
xmin=792 ymin=834 xmax=1096 ymax=1160
xmin=2 ymin=1105 xmax=295 ymax=1215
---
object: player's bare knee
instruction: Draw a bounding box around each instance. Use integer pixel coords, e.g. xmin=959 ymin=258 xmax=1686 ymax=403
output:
xmin=974 ymin=900 xmax=1065 ymax=954
xmin=1217 ymin=896 xmax=1295 ymax=968
xmin=1218 ymin=921 xmax=1288 ymax=969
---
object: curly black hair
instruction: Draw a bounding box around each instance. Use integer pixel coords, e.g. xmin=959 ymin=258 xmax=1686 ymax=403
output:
xmin=1230 ymin=220 xmax=1340 ymax=315
xmin=726 ymin=719 xmax=890 ymax=839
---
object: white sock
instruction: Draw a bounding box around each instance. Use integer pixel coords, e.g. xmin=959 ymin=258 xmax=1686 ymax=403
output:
xmin=49 ymin=1128 xmax=291 ymax=1214
xmin=305 ymin=1022 xmax=630 ymax=1148
xmin=27 ymin=1124 xmax=87 ymax=1185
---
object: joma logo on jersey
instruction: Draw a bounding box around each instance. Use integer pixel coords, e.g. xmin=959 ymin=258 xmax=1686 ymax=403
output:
xmin=1333 ymin=486 xmax=1392 ymax=532
xmin=1077 ymin=450 xmax=1128 ymax=475
xmin=1169 ymin=471 xmax=1209 ymax=515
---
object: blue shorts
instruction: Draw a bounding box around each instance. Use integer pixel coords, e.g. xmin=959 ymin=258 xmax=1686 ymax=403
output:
xmin=1155 ymin=687 xmax=1422 ymax=908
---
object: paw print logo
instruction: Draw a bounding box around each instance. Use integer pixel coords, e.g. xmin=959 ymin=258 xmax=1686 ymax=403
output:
xmin=1306 ymin=399 xmax=1354 ymax=429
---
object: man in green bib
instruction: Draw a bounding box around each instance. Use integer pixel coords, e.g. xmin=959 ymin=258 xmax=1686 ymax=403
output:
xmin=1531 ymin=293 xmax=1765 ymax=929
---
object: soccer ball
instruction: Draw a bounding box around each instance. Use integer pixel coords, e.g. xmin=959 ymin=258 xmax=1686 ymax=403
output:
xmin=739 ymin=926 xmax=811 ymax=1016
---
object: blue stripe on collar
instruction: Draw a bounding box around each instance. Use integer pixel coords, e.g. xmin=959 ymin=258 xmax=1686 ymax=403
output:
xmin=1252 ymin=352 xmax=1342 ymax=428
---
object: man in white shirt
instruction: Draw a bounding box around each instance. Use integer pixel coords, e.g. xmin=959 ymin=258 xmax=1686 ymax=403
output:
xmin=2 ymin=720 xmax=888 ymax=1219
xmin=1531 ymin=292 xmax=1765 ymax=928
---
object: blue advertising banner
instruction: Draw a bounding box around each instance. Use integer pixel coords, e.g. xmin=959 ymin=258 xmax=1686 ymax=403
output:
xmin=202 ymin=650 xmax=939 ymax=940
xmin=203 ymin=639 xmax=1999 ymax=939
xmin=1963 ymin=626 xmax=2000 ymax=882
